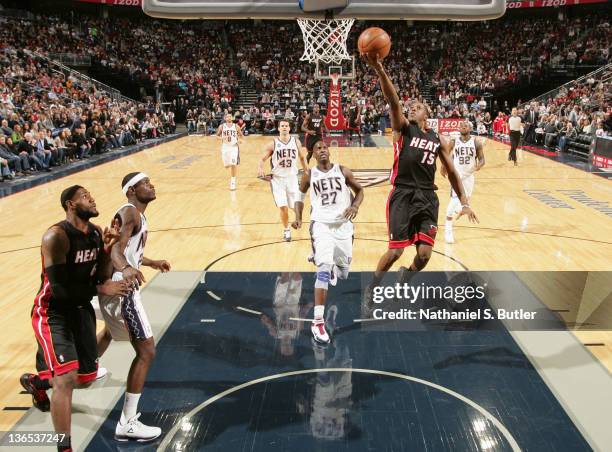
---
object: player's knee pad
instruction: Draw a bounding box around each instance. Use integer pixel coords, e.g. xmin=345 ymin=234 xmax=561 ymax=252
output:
xmin=315 ymin=264 xmax=332 ymax=290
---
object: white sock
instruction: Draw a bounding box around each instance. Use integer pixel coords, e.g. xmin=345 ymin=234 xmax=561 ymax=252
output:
xmin=120 ymin=392 xmax=141 ymax=424
xmin=314 ymin=305 xmax=325 ymax=321
xmin=231 ymin=176 xmax=236 ymax=183
xmin=445 ymin=219 xmax=453 ymax=234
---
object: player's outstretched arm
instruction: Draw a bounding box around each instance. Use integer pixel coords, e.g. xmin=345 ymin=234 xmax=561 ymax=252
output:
xmin=258 ymin=141 xmax=274 ymax=178
xmin=142 ymin=256 xmax=171 ymax=272
xmin=438 ymin=135 xmax=478 ymax=223
xmin=475 ymin=138 xmax=485 ymax=171
xmin=362 ymin=53 xmax=407 ymax=132
xmin=341 ymin=166 xmax=364 ymax=221
xmin=292 ymin=170 xmax=310 ymax=229
xmin=111 ymin=206 xmax=146 ymax=287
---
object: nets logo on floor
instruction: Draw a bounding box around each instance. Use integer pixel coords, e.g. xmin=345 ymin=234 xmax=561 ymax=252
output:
xmin=352 ymin=169 xmax=391 ymax=187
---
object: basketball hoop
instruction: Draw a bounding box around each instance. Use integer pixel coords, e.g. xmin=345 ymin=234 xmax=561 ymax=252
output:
xmin=297 ymin=18 xmax=355 ymax=64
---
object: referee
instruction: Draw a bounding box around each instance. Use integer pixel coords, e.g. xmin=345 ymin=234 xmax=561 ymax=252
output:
xmin=508 ymin=107 xmax=522 ymax=166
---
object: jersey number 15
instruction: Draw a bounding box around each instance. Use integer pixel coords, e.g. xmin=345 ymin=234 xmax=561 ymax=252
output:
xmin=421 ymin=151 xmax=435 ymax=165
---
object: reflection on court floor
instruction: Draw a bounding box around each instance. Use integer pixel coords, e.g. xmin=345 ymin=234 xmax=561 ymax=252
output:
xmin=86 ymin=272 xmax=589 ymax=452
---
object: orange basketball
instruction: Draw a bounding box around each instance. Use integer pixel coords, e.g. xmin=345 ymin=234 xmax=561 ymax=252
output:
xmin=358 ymin=27 xmax=391 ymax=60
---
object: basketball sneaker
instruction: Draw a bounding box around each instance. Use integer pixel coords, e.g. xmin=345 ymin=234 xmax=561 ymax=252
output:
xmin=96 ymin=367 xmax=108 ymax=381
xmin=283 ymin=228 xmax=291 ymax=242
xmin=115 ymin=413 xmax=161 ymax=442
xmin=20 ymin=373 xmax=50 ymax=412
xmin=229 ymin=179 xmax=236 ymax=191
xmin=311 ymin=320 xmax=330 ymax=344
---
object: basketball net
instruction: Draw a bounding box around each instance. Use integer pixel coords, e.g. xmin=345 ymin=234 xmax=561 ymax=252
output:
xmin=297 ymin=18 xmax=355 ymax=64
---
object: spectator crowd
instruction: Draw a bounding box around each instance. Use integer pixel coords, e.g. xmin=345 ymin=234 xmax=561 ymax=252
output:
xmin=0 ymin=6 xmax=610 ymax=178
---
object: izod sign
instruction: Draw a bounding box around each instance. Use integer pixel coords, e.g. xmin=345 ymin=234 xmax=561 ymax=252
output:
xmin=76 ymin=0 xmax=142 ymax=6
xmin=438 ymin=118 xmax=463 ymax=135
xmin=324 ymin=80 xmax=346 ymax=132
xmin=506 ymin=0 xmax=607 ymax=8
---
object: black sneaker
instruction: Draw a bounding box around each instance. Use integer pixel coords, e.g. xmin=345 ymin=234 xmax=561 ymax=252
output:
xmin=20 ymin=373 xmax=50 ymax=411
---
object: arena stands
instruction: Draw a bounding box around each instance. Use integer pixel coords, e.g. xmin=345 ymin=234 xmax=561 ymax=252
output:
xmin=0 ymin=6 xmax=610 ymax=140
xmin=520 ymin=63 xmax=611 ymax=159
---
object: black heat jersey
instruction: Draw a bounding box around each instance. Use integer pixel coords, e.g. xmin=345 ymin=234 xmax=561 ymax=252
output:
xmin=307 ymin=114 xmax=324 ymax=136
xmin=32 ymin=220 xmax=102 ymax=382
xmin=37 ymin=220 xmax=103 ymax=309
xmin=390 ymin=123 xmax=440 ymax=190
xmin=348 ymin=106 xmax=360 ymax=128
xmin=387 ymin=123 xmax=441 ymax=248
xmin=305 ymin=114 xmax=324 ymax=153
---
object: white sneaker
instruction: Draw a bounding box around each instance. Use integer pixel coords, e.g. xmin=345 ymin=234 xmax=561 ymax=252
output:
xmin=115 ymin=413 xmax=161 ymax=442
xmin=311 ymin=321 xmax=330 ymax=344
xmin=95 ymin=367 xmax=108 ymax=381
xmin=230 ymin=180 xmax=236 ymax=191
xmin=445 ymin=231 xmax=454 ymax=244
xmin=283 ymin=229 xmax=291 ymax=242
xmin=329 ymin=265 xmax=337 ymax=287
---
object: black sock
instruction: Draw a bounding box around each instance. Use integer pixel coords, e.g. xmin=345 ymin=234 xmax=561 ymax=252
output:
xmin=57 ymin=435 xmax=71 ymax=452
xmin=32 ymin=375 xmax=51 ymax=391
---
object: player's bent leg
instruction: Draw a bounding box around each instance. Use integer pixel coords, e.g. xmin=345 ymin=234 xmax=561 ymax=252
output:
xmin=20 ymin=372 xmax=51 ymax=411
xmin=312 ymin=264 xmax=332 ymax=344
xmin=51 ymin=369 xmax=78 ymax=439
xmin=230 ymin=165 xmax=237 ymax=190
xmin=116 ymin=337 xmax=160 ymax=442
xmin=412 ymin=244 xmax=433 ymax=271
xmin=373 ymin=248 xmax=404 ymax=285
xmin=279 ymin=206 xmax=291 ymax=241
xmin=336 ymin=265 xmax=350 ymax=280
xmin=127 ymin=337 xmax=156 ymax=394
xmin=315 ymin=264 xmax=331 ymax=291
xmin=97 ymin=326 xmax=113 ymax=357
xmin=445 ymin=197 xmax=460 ymax=244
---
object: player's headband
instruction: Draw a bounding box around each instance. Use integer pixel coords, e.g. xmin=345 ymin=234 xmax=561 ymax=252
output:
xmin=122 ymin=172 xmax=148 ymax=195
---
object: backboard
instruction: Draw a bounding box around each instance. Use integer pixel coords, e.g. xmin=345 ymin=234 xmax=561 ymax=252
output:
xmin=142 ymin=0 xmax=506 ymax=20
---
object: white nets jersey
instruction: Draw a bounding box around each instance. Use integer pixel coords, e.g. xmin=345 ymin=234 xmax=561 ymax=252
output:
xmin=115 ymin=203 xmax=148 ymax=272
xmin=271 ymin=136 xmax=299 ymax=177
xmin=453 ymin=136 xmax=477 ymax=176
xmin=221 ymin=123 xmax=238 ymax=146
xmin=310 ymin=164 xmax=351 ymax=223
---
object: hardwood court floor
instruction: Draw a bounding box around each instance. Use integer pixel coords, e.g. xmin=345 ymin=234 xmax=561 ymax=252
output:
xmin=0 ymin=134 xmax=610 ymax=430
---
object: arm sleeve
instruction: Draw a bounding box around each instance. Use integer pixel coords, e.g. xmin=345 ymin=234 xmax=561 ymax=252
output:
xmin=46 ymin=264 xmax=97 ymax=304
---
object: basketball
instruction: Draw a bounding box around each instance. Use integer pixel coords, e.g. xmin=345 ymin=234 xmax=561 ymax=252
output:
xmin=357 ymin=27 xmax=391 ymax=60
